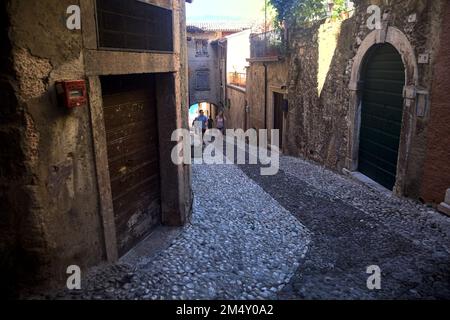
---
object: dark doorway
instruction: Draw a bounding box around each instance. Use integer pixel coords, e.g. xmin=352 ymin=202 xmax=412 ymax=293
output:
xmin=274 ymin=92 xmax=286 ymax=149
xmin=359 ymin=44 xmax=405 ymax=190
xmin=101 ymin=74 xmax=161 ymax=256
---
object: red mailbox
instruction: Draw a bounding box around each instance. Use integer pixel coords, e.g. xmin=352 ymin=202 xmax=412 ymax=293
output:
xmin=56 ymin=80 xmax=87 ymax=109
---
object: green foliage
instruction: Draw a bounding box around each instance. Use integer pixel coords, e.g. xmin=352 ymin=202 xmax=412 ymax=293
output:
xmin=268 ymin=0 xmax=350 ymax=26
xmin=268 ymin=0 xmax=325 ymax=24
xmin=330 ymin=0 xmax=348 ymax=19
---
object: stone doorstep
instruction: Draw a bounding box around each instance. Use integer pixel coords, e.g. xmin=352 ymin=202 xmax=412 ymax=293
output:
xmin=438 ymin=202 xmax=450 ymax=217
xmin=120 ymin=226 xmax=183 ymax=265
xmin=437 ymin=188 xmax=450 ymax=217
xmin=342 ymin=168 xmax=392 ymax=196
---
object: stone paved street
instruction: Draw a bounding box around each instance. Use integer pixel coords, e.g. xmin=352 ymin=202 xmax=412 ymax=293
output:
xmin=239 ymin=156 xmax=450 ymax=299
xmin=43 ymin=162 xmax=310 ymax=300
xmin=40 ymin=154 xmax=450 ymax=300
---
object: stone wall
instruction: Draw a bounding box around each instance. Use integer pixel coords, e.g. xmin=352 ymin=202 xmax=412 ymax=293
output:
xmin=285 ymin=18 xmax=351 ymax=169
xmin=247 ymin=61 xmax=288 ymax=132
xmin=0 ymin=0 xmax=37 ymax=298
xmin=284 ymin=0 xmax=446 ymax=201
xmin=187 ymin=30 xmax=221 ymax=107
xmin=224 ymin=85 xmax=247 ymax=130
xmin=0 ymin=0 xmax=104 ymax=297
xmin=0 ymin=0 xmax=192 ymax=297
xmin=246 ymin=63 xmax=266 ymax=130
xmin=421 ymin=0 xmax=450 ymax=204
xmin=178 ymin=0 xmax=194 ymax=223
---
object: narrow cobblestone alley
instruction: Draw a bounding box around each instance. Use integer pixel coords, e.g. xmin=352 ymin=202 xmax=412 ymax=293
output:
xmin=40 ymin=161 xmax=311 ymax=300
xmin=4 ymin=0 xmax=450 ymax=306
xmin=239 ymin=157 xmax=450 ymax=299
xmin=39 ymin=154 xmax=450 ymax=300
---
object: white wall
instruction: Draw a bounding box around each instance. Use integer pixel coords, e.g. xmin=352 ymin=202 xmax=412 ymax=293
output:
xmin=226 ymin=29 xmax=251 ymax=74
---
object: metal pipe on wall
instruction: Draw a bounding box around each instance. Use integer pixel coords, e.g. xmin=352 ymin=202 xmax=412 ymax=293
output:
xmin=264 ymin=62 xmax=268 ymax=129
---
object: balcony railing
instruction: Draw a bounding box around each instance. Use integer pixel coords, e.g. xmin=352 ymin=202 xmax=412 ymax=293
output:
xmin=227 ymin=72 xmax=246 ymax=88
xmin=250 ymin=30 xmax=286 ymax=59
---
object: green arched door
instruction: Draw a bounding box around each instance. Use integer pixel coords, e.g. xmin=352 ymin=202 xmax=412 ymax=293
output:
xmin=359 ymin=44 xmax=405 ymax=190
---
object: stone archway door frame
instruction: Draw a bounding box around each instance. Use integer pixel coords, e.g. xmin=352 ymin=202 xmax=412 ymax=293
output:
xmin=190 ymin=101 xmax=219 ymax=114
xmin=347 ymin=26 xmax=419 ymax=195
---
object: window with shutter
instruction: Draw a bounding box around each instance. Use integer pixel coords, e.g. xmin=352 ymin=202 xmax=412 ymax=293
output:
xmin=196 ymin=70 xmax=210 ymax=91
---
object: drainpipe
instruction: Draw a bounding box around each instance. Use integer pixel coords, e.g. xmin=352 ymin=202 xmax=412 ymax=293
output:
xmin=224 ymin=42 xmax=228 ymax=112
xmin=263 ymin=62 xmax=268 ymax=129
xmin=218 ymin=39 xmax=227 ymax=112
xmin=263 ymin=0 xmax=268 ymax=129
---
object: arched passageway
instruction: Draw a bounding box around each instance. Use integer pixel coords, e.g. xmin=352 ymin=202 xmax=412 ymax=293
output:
xmin=189 ymin=102 xmax=218 ymax=128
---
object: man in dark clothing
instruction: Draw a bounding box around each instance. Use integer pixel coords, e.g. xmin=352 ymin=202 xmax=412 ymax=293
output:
xmin=208 ymin=117 xmax=214 ymax=129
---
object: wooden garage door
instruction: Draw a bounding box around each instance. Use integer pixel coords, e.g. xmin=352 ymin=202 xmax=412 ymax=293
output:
xmin=359 ymin=44 xmax=405 ymax=190
xmin=101 ymin=74 xmax=161 ymax=256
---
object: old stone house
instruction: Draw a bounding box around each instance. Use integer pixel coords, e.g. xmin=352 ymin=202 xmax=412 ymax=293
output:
xmin=246 ymin=29 xmax=289 ymax=148
xmin=222 ymin=29 xmax=253 ymax=130
xmin=214 ymin=29 xmax=253 ymax=130
xmin=287 ymin=0 xmax=450 ymax=206
xmin=241 ymin=0 xmax=450 ymax=209
xmin=0 ymin=0 xmax=193 ymax=297
xmin=187 ymin=21 xmax=251 ymax=123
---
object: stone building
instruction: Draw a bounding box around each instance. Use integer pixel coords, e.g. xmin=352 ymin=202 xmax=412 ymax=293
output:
xmin=243 ymin=0 xmax=450 ymax=208
xmin=187 ymin=21 xmax=251 ymax=123
xmin=0 ymin=0 xmax=193 ymax=297
xmin=286 ymin=0 xmax=450 ymax=205
xmin=218 ymin=29 xmax=253 ymax=130
xmin=246 ymin=29 xmax=289 ymax=148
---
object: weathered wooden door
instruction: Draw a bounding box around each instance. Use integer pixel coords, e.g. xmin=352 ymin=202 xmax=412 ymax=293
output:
xmin=101 ymin=74 xmax=161 ymax=256
xmin=359 ymin=44 xmax=405 ymax=190
xmin=274 ymin=92 xmax=285 ymax=148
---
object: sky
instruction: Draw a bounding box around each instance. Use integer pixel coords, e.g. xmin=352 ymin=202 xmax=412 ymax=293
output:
xmin=186 ymin=0 xmax=266 ymax=22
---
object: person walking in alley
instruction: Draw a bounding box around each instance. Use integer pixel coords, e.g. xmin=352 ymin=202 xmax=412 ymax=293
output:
xmin=208 ymin=116 xmax=214 ymax=130
xmin=216 ymin=111 xmax=226 ymax=135
xmin=193 ymin=110 xmax=209 ymax=145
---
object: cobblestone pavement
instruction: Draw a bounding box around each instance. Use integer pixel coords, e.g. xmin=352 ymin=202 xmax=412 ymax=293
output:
xmin=237 ymin=156 xmax=450 ymax=299
xmin=36 ymin=150 xmax=450 ymax=300
xmin=42 ymin=163 xmax=310 ymax=300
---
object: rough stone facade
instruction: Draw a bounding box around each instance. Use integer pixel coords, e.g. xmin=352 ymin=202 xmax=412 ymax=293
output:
xmin=421 ymin=0 xmax=450 ymax=205
xmin=285 ymin=18 xmax=351 ymax=170
xmin=0 ymin=0 xmax=192 ymax=298
xmin=282 ymin=0 xmax=448 ymax=203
